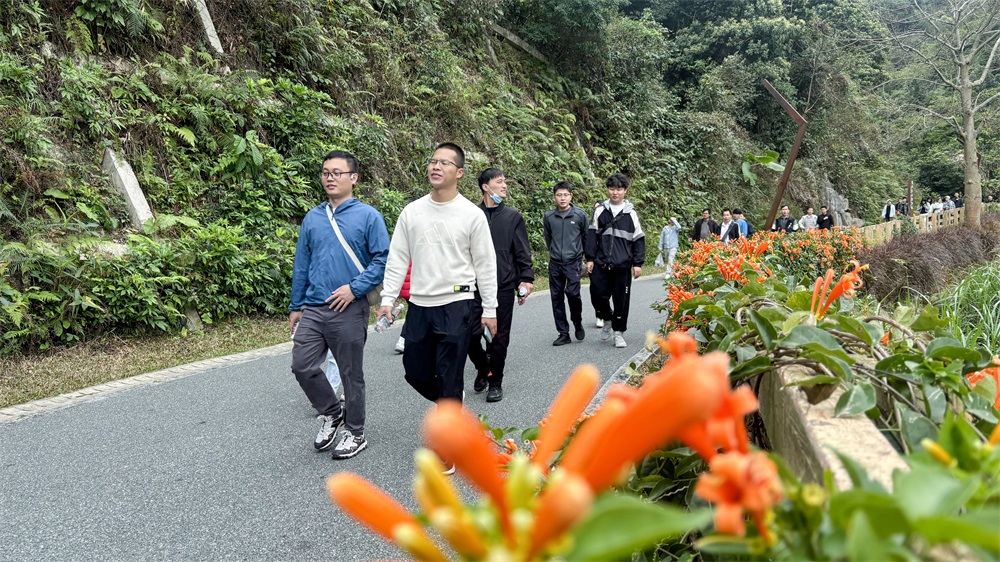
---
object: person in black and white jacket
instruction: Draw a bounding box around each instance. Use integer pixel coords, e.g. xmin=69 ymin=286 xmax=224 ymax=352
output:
xmin=585 ymin=173 xmax=645 ymax=349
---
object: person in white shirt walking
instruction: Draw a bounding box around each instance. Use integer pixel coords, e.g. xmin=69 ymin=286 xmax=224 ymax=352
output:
xmin=377 ymin=143 xmax=498 ymax=406
xmin=658 ymin=216 xmax=681 ymax=278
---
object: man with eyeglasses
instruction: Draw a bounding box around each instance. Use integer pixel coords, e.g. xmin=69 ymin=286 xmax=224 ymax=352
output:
xmin=466 ymin=167 xmax=534 ymax=403
xmin=289 ymin=150 xmax=390 ymax=460
xmin=378 ymin=143 xmax=498 ymax=414
xmin=544 ymin=181 xmax=588 ymax=346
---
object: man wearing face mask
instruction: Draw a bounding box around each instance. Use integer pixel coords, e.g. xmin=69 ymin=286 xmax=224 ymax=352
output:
xmin=468 ymin=168 xmax=534 ymax=403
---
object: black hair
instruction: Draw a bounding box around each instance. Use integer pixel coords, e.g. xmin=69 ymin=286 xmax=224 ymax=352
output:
xmin=477 ymin=168 xmax=504 ymax=192
xmin=322 ymin=150 xmax=359 ymax=173
xmin=702 ymin=208 xmax=711 ymax=214
xmin=820 ymin=205 xmax=828 ymax=210
xmin=722 ymin=208 xmax=732 ymax=215
xmin=733 ymin=208 xmax=743 ymax=215
xmin=553 ymin=181 xmax=572 ymax=194
xmin=606 ymin=173 xmax=629 ymax=189
xmin=433 ymin=142 xmax=465 ymax=168
xmin=781 ymin=204 xmax=790 ymax=210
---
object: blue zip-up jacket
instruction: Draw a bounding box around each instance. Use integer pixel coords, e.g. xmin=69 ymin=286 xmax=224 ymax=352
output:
xmin=289 ymin=198 xmax=390 ymax=310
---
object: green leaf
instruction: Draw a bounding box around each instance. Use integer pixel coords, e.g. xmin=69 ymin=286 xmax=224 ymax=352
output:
xmin=923 ymin=382 xmax=946 ymax=423
xmin=734 ymin=345 xmax=756 ymax=363
xmin=835 ymin=381 xmax=877 ymax=417
xmin=786 ymin=290 xmax=814 ymax=311
xmin=875 ymin=353 xmax=923 ymax=377
xmin=893 ymin=463 xmax=978 ymax=520
xmin=830 ymin=314 xmax=875 ymax=346
xmin=566 ymin=495 xmax=712 ymax=561
xmin=832 ymin=449 xmax=887 ymax=493
xmin=925 ymin=337 xmax=981 ymax=363
xmin=847 ymin=511 xmax=891 ymax=562
xmin=44 ymin=188 xmax=71 ymax=199
xmin=694 ymin=535 xmax=753 ymax=555
xmin=910 ymin=304 xmax=951 ymax=332
xmin=747 ymin=309 xmax=777 ymax=350
xmin=802 ymin=349 xmax=854 ymax=380
xmin=784 ymin=375 xmax=840 ymax=387
xmin=896 ymin=404 xmax=938 ymax=451
xmin=781 ymin=325 xmax=846 ymax=354
xmin=782 ymin=310 xmax=810 ymax=333
xmin=830 ymin=489 xmax=909 ymax=537
xmin=730 ymin=355 xmax=771 ymax=381
xmin=912 ymin=508 xmax=1000 ymax=553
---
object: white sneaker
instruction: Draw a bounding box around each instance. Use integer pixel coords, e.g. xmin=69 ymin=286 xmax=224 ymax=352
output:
xmin=596 ymin=318 xmax=605 ymax=328
xmin=601 ymin=325 xmax=613 ymax=341
xmin=331 ymin=431 xmax=368 ymax=459
xmin=394 ymin=336 xmax=405 ymax=354
xmin=314 ymin=414 xmax=342 ymax=451
xmin=614 ymin=332 xmax=627 ymax=348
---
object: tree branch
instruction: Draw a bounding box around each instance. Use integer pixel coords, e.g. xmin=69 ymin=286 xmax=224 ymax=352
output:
xmin=972 ymin=31 xmax=1000 ymax=85
xmin=974 ymin=89 xmax=1000 ymax=113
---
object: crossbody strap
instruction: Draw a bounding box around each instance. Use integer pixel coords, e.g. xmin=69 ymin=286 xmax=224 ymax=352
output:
xmin=326 ymin=204 xmax=365 ymax=274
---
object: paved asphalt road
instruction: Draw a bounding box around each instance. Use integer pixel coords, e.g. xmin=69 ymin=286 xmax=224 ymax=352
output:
xmin=1 ymin=276 xmax=668 ymax=561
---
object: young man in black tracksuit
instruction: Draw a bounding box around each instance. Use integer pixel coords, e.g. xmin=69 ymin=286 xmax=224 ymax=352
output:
xmin=586 ymin=173 xmax=645 ymax=349
xmin=544 ymin=181 xmax=588 ymax=346
xmin=468 ymin=168 xmax=534 ymax=403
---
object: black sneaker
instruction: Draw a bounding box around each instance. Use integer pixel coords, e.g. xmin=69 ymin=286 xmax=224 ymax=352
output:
xmin=474 ymin=371 xmax=490 ymax=393
xmin=552 ymin=334 xmax=572 ymax=346
xmin=314 ymin=414 xmax=343 ymax=451
xmin=331 ymin=432 xmax=368 ymax=459
xmin=574 ymin=322 xmax=585 ymax=341
xmin=486 ymin=385 xmax=503 ymax=403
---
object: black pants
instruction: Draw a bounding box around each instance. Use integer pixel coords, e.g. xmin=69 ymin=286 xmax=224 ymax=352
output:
xmin=403 ymin=300 xmax=476 ymax=402
xmin=468 ymin=284 xmax=515 ymax=386
xmin=291 ymin=301 xmax=368 ymax=435
xmin=549 ymin=259 xmax=583 ymax=336
xmin=590 ymin=265 xmax=632 ymax=333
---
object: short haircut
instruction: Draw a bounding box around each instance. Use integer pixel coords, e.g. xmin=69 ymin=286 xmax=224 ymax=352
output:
xmin=477 ymin=168 xmax=504 ymax=192
xmin=322 ymin=150 xmax=359 ymax=173
xmin=722 ymin=208 xmax=732 ymax=215
xmin=702 ymin=208 xmax=711 ymax=214
xmin=553 ymin=181 xmax=572 ymax=194
xmin=606 ymin=173 xmax=629 ymax=189
xmin=733 ymin=208 xmax=743 ymax=215
xmin=820 ymin=205 xmax=828 ymax=210
xmin=433 ymin=142 xmax=465 ymax=169
xmin=781 ymin=205 xmax=789 ymax=210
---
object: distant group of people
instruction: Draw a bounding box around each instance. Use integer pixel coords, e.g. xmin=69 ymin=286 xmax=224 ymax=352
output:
xmin=656 ymin=204 xmax=835 ymax=277
xmin=287 ymin=144 xmax=646 ymax=464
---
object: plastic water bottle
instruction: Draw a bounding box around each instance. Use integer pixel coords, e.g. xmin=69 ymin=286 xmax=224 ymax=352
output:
xmin=518 ymin=286 xmax=528 ymax=297
xmin=374 ymin=303 xmax=405 ymax=333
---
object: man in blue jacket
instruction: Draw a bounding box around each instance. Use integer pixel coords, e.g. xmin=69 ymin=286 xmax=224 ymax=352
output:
xmin=288 ymin=150 xmax=390 ymax=460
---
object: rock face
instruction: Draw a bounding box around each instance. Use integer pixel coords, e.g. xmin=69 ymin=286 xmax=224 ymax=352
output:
xmin=819 ymin=176 xmax=864 ymax=227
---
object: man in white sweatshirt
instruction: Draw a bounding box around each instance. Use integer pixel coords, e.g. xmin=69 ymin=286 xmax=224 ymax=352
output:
xmin=378 ymin=143 xmax=498 ymax=405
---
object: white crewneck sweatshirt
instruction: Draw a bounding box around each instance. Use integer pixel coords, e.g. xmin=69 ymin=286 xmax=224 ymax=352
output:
xmin=381 ymin=193 xmax=498 ymax=317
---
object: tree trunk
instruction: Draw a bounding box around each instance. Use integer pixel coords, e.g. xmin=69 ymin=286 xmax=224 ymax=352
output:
xmin=960 ymin=62 xmax=983 ymax=227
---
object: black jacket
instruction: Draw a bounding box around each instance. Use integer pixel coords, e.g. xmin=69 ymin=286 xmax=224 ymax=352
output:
xmin=692 ymin=218 xmax=718 ymax=241
xmin=817 ymin=213 xmax=833 ymax=229
xmin=479 ymin=202 xmax=534 ymax=288
xmin=772 ymin=216 xmax=799 ymax=233
xmin=544 ymin=205 xmax=588 ymax=262
xmin=586 ymin=200 xmax=645 ymax=268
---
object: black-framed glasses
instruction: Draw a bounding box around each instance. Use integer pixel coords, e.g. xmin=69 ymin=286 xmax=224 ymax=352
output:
xmin=321 ymin=170 xmax=354 ymax=180
xmin=427 ymin=158 xmax=458 ymax=168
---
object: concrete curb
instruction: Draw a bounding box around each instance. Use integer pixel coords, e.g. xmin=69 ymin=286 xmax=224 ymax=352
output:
xmin=585 ymin=345 xmax=655 ymax=414
xmin=0 ymin=342 xmax=294 ymax=425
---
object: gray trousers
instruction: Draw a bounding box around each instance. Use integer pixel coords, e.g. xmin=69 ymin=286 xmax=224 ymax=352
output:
xmin=291 ymin=300 xmax=368 ymax=435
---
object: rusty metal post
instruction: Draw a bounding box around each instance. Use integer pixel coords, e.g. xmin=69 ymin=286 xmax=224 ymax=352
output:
xmin=763 ymin=80 xmax=808 ymax=229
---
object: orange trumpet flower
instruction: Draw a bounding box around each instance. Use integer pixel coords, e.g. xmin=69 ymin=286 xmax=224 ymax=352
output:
xmin=967 ymin=356 xmax=1000 ymax=410
xmin=810 ymin=260 xmax=868 ymax=319
xmin=531 ymin=365 xmax=600 ymax=472
xmin=327 ymin=473 xmax=448 ymax=561
xmin=694 ymin=451 xmax=784 ymax=542
xmin=423 ymin=400 xmax=515 ymax=542
xmin=560 ymin=350 xmax=728 ymax=492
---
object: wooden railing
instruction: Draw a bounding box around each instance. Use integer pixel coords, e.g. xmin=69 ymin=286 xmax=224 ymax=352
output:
xmin=858 ymin=208 xmax=965 ymax=245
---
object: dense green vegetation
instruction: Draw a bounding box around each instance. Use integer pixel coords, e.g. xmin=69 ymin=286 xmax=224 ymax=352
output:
xmin=1 ymin=0 xmax=998 ymax=354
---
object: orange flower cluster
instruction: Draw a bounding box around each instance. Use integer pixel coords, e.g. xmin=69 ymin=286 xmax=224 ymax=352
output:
xmin=326 ymin=334 xmax=784 ymax=560
xmin=810 ymin=260 xmax=868 ymax=320
xmin=967 ymin=356 xmax=1000 ymax=410
xmin=666 ymin=284 xmax=706 ymax=315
